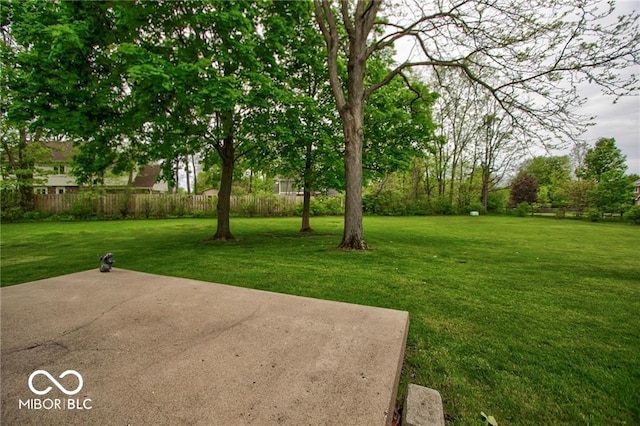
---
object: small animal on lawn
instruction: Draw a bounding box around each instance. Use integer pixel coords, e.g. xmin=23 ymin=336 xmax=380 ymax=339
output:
xmin=100 ymin=253 xmax=114 ymax=272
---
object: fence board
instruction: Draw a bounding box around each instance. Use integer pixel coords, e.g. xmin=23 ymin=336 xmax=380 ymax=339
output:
xmin=33 ymin=193 xmax=302 ymax=218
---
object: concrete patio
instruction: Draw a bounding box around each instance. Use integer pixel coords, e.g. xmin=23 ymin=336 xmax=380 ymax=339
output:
xmin=1 ymin=269 xmax=409 ymax=425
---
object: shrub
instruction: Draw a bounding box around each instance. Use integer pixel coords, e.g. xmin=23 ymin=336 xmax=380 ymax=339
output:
xmin=623 ymin=205 xmax=640 ymax=225
xmin=585 ymin=207 xmax=601 ymax=222
xmin=362 ymin=191 xmax=406 ymax=215
xmin=22 ymin=210 xmax=50 ymax=221
xmin=515 ymin=202 xmax=530 ymax=217
xmin=118 ymin=192 xmax=134 ymax=218
xmin=299 ymin=195 xmax=344 ymax=216
xmin=140 ymin=198 xmax=154 ymax=218
xmin=70 ymin=193 xmax=98 ymax=219
xmin=240 ymin=198 xmax=258 ymax=217
xmin=487 ymin=190 xmax=508 ymax=213
xmin=0 ymin=206 xmax=25 ymax=222
xmin=427 ymin=199 xmax=454 ymax=216
xmin=460 ymin=201 xmax=486 ymax=215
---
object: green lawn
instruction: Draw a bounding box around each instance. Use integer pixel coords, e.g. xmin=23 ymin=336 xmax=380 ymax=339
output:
xmin=1 ymin=216 xmax=638 ymax=424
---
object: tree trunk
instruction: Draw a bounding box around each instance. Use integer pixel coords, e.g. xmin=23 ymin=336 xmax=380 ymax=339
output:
xmin=211 ymin=131 xmax=235 ymax=241
xmin=481 ymin=165 xmax=490 ymax=211
xmin=17 ymin=128 xmax=34 ymax=210
xmin=300 ymin=142 xmax=313 ymax=232
xmin=314 ymin=0 xmax=379 ymax=250
xmin=185 ymin=154 xmax=191 ymax=194
xmin=191 ymin=153 xmax=198 ymax=194
xmin=339 ymin=108 xmax=367 ymax=250
xmin=301 ymin=189 xmax=312 ymax=232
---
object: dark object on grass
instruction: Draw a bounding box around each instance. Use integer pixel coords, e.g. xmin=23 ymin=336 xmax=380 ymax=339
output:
xmin=100 ymin=253 xmax=114 ymax=272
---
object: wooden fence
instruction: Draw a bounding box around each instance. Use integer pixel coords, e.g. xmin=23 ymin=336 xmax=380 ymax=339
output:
xmin=33 ymin=193 xmax=303 ymax=218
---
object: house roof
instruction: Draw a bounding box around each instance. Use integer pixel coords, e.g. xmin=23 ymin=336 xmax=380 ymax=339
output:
xmin=132 ymin=165 xmax=161 ymax=188
xmin=45 ymin=141 xmax=75 ymax=163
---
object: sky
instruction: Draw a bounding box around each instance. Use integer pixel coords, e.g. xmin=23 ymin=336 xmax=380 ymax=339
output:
xmin=575 ymin=0 xmax=639 ymax=176
xmin=580 ymin=84 xmax=640 ymax=176
xmin=393 ymin=0 xmax=640 ymax=176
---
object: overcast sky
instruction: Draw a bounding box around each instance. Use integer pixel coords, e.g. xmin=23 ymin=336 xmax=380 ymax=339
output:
xmin=577 ymin=0 xmax=639 ymax=176
xmin=392 ymin=0 xmax=639 ymax=176
xmin=580 ymin=84 xmax=640 ymax=176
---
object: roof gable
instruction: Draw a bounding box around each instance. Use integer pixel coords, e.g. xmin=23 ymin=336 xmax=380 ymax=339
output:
xmin=132 ymin=165 xmax=161 ymax=188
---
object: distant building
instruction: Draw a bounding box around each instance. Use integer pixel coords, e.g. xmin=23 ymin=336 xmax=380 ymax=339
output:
xmin=273 ymin=177 xmax=303 ymax=196
xmin=634 ymin=179 xmax=640 ymax=205
xmin=200 ymin=188 xmax=219 ymax=197
xmin=33 ymin=141 xmax=168 ymax=194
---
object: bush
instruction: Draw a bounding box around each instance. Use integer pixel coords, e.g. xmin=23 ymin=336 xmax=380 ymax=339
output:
xmin=70 ymin=193 xmax=98 ymax=219
xmin=487 ymin=190 xmax=508 ymax=213
xmin=22 ymin=210 xmax=51 ymax=221
xmin=459 ymin=201 xmax=486 ymax=215
xmin=297 ymin=195 xmax=344 ymax=216
xmin=118 ymin=192 xmax=134 ymax=218
xmin=0 ymin=190 xmax=22 ymax=221
xmin=362 ymin=191 xmax=406 ymax=215
xmin=515 ymin=202 xmax=530 ymax=217
xmin=140 ymin=198 xmax=154 ymax=218
xmin=0 ymin=206 xmax=25 ymax=222
xmin=426 ymin=199 xmax=454 ymax=216
xmin=240 ymin=198 xmax=258 ymax=217
xmin=167 ymin=195 xmax=191 ymax=217
xmin=623 ymin=205 xmax=640 ymax=225
xmin=585 ymin=207 xmax=601 ymax=222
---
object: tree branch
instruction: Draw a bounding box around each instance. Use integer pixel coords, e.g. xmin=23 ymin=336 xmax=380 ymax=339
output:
xmin=314 ymin=0 xmax=347 ymax=111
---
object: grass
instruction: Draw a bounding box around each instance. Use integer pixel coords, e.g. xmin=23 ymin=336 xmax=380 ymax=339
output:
xmin=1 ymin=216 xmax=639 ymax=424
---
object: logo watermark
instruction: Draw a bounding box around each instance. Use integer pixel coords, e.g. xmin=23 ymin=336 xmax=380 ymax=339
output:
xmin=19 ymin=369 xmax=92 ymax=410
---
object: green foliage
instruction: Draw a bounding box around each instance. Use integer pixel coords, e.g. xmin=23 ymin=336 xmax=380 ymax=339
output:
xmin=585 ymin=207 xmax=601 ymax=222
xmin=461 ymin=201 xmax=487 ymax=215
xmin=364 ymin=73 xmax=438 ymax=180
xmin=296 ymin=195 xmax=344 ymax=216
xmin=515 ymin=201 xmax=530 ymax=217
xmin=588 ymin=170 xmax=635 ymax=215
xmin=69 ymin=192 xmax=99 ymax=219
xmin=0 ymin=205 xmax=25 ymax=222
xmin=486 ymin=190 xmax=508 ymax=213
xmin=519 ymin=156 xmax=571 ymax=189
xmin=118 ymin=190 xmax=134 ymax=218
xmin=623 ymin=205 xmax=640 ymax=225
xmin=363 ymin=191 xmax=403 ymax=215
xmin=582 ymin=138 xmax=627 ymax=183
xmin=558 ymin=180 xmax=594 ymax=216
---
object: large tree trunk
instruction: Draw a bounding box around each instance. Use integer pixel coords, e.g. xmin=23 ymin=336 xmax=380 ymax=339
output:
xmin=211 ymin=131 xmax=235 ymax=241
xmin=338 ymin=107 xmax=367 ymax=250
xmin=314 ymin=0 xmax=379 ymax=250
xmin=301 ymin=189 xmax=312 ymax=232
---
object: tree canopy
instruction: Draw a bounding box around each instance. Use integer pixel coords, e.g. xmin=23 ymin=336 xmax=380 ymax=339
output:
xmin=314 ymin=0 xmax=638 ymax=248
xmin=2 ymin=0 xmax=639 ymax=235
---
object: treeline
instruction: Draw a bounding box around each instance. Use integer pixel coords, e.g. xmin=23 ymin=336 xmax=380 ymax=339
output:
xmin=361 ymin=138 xmax=639 ymax=221
xmin=1 ymin=1 xmax=638 ymax=239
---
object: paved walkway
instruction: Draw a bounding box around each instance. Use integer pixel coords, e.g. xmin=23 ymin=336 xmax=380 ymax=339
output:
xmin=1 ymin=269 xmax=408 ymax=425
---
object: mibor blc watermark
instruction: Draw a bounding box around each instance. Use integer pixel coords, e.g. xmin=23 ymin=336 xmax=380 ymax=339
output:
xmin=19 ymin=370 xmax=92 ymax=410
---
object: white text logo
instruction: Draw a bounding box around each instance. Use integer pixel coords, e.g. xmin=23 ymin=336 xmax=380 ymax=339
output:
xmin=20 ymin=369 xmax=92 ymax=411
xmin=28 ymin=370 xmax=83 ymax=396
